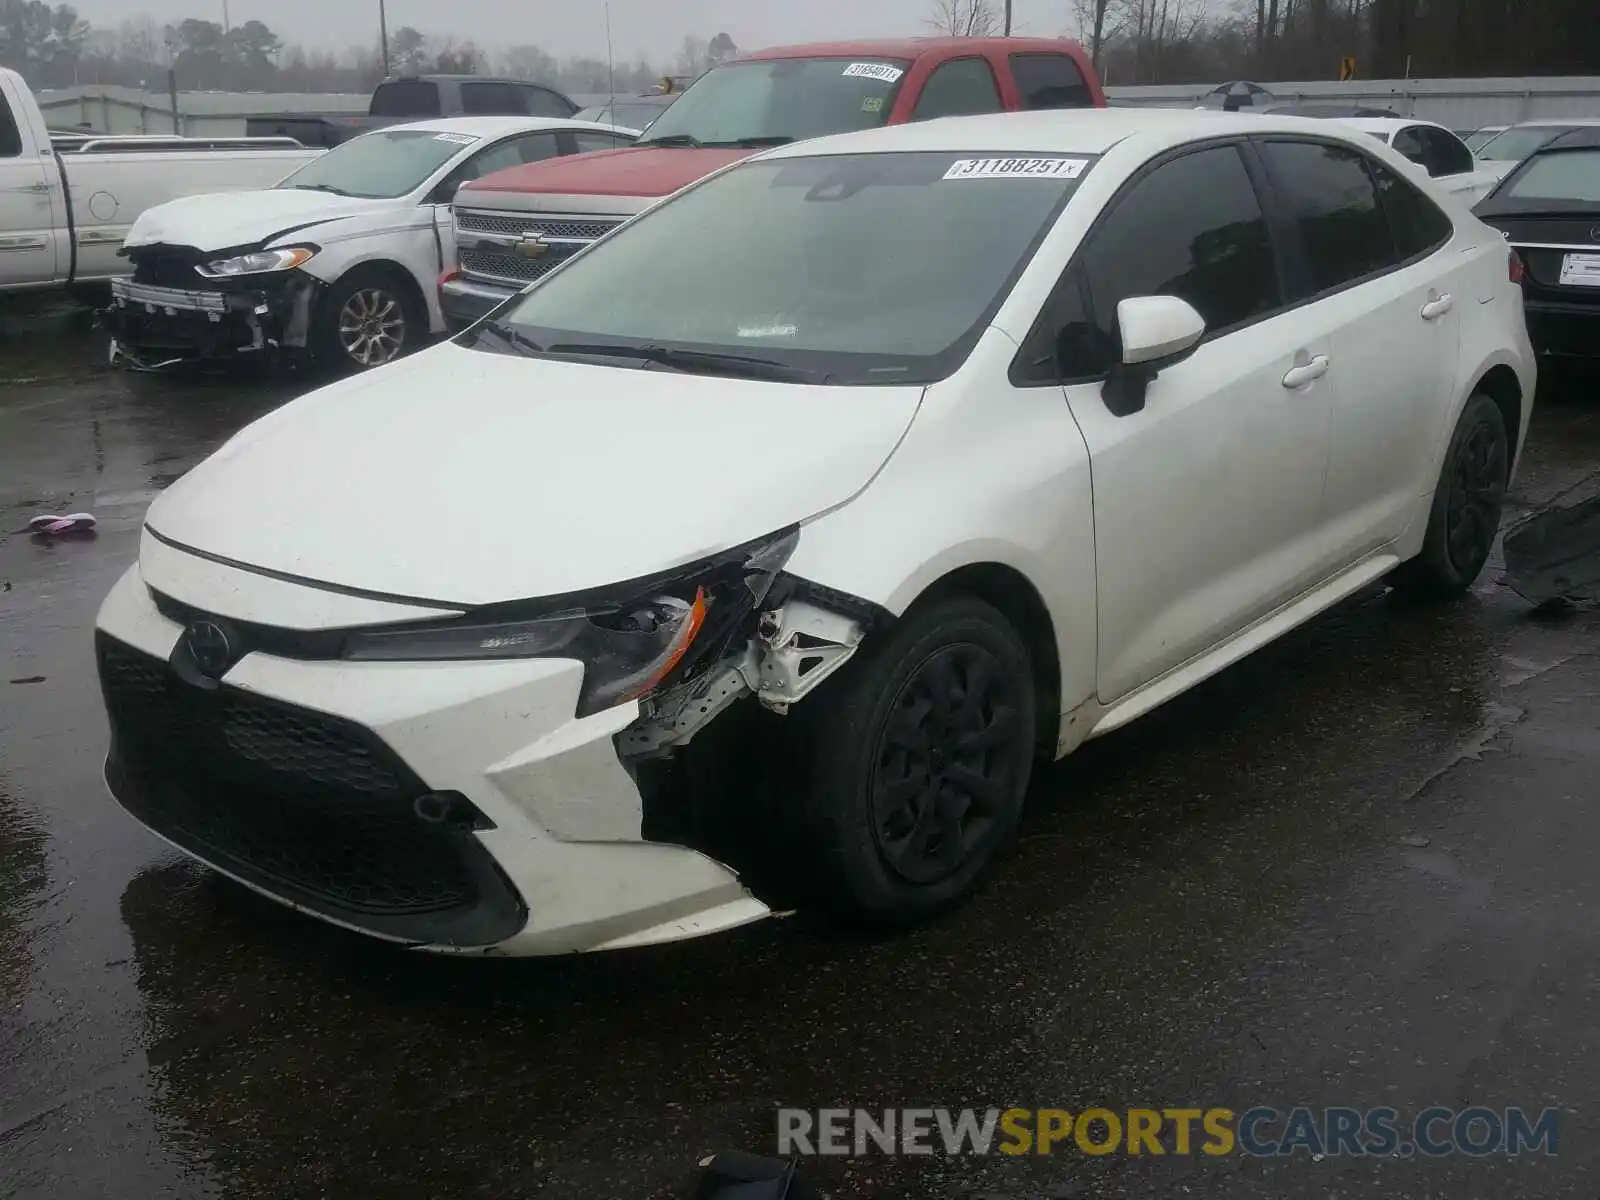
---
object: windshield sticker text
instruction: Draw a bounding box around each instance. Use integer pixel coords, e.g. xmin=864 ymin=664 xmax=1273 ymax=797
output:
xmin=842 ymin=62 xmax=905 ymax=83
xmin=943 ymin=157 xmax=1089 ymax=181
xmin=737 ymin=322 xmax=799 ymax=339
xmin=433 ymin=132 xmax=480 ymax=145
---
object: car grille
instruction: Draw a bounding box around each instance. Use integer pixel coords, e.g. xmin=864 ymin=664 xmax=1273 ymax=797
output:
xmin=454 ymin=211 xmax=623 ymax=241
xmin=97 ymin=633 xmax=525 ymax=945
xmin=128 ymin=246 xmax=216 ymax=290
xmin=459 ymin=247 xmax=567 ymax=284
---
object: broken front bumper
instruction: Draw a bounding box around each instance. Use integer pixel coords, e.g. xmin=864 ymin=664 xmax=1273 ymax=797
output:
xmin=93 ymin=557 xmax=771 ymax=955
xmin=104 ymin=273 xmax=319 ymax=365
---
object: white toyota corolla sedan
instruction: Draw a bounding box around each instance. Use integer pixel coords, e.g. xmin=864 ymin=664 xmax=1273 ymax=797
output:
xmin=95 ymin=109 xmax=1535 ymax=956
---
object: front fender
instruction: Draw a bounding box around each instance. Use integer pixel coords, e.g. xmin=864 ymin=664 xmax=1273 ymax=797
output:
xmin=783 ymin=334 xmax=1098 ymax=728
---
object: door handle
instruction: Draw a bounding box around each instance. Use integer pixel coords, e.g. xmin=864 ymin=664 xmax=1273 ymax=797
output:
xmin=1421 ymin=291 xmax=1454 ymax=320
xmin=3 ymin=182 xmax=50 ymax=194
xmin=1281 ymin=353 xmax=1330 ymax=389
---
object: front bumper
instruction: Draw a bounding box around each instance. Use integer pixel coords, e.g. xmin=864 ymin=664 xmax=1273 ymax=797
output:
xmin=94 ymin=560 xmax=770 ymax=955
xmin=104 ymin=272 xmax=318 ymax=365
xmin=440 ymin=277 xmax=518 ymax=332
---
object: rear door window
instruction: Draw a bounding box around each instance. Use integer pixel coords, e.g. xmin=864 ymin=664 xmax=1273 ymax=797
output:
xmin=461 ymin=82 xmax=526 ymax=115
xmin=912 ymin=58 xmax=1004 ymax=121
xmin=369 ymin=80 xmax=441 ymax=117
xmin=1008 ymin=53 xmax=1093 ymax=110
xmin=1260 ymin=140 xmax=1397 ymax=295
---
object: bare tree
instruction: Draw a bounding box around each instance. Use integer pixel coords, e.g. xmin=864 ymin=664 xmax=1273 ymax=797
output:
xmin=1070 ymin=0 xmax=1126 ymax=67
xmin=926 ymin=0 xmax=1001 ymax=37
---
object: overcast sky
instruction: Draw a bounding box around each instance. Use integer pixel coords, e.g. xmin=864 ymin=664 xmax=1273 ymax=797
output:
xmin=71 ymin=1 xmax=1077 ymax=64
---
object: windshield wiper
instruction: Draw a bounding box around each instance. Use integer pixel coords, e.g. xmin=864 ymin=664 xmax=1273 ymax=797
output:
xmin=545 ymin=341 xmax=824 ymax=382
xmin=636 ymin=133 xmax=703 ymax=148
xmin=709 ymin=136 xmax=796 ymax=148
xmin=289 ymin=183 xmax=351 ymax=195
xmin=462 ymin=320 xmax=545 ymax=358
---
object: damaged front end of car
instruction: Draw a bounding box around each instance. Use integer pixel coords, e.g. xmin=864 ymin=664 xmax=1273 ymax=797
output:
xmin=104 ymin=242 xmax=324 ymax=369
xmin=612 ymin=529 xmax=889 ymax=893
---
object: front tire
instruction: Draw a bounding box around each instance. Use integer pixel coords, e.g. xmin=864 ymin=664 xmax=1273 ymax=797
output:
xmin=316 ymin=267 xmax=420 ymax=372
xmin=1393 ymin=391 xmax=1509 ymax=599
xmin=798 ymin=596 xmax=1037 ymax=926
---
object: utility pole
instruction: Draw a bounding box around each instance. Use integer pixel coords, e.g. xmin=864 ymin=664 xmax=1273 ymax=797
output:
xmin=222 ymin=0 xmax=230 ymax=34
xmin=1004 ymin=0 xmax=1013 ymax=34
xmin=378 ymin=0 xmax=390 ymax=76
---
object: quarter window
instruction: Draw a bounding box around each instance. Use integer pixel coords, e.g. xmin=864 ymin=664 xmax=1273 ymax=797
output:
xmin=1261 ymin=140 xmax=1395 ymax=294
xmin=1421 ymin=126 xmax=1474 ymax=177
xmin=1009 ymin=53 xmax=1093 ymax=109
xmin=0 ymin=101 xmax=20 ymax=156
xmin=911 ymin=58 xmax=1003 ymax=121
xmin=520 ymin=85 xmax=575 ymax=117
xmin=1370 ymin=158 xmax=1454 ymax=259
xmin=1063 ymin=144 xmax=1279 ymax=377
xmin=1392 ymin=126 xmax=1426 ymax=166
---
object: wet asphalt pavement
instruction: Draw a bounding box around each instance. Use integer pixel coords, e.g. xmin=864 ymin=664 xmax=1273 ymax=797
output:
xmin=3 ymin=298 xmax=1600 ymax=1200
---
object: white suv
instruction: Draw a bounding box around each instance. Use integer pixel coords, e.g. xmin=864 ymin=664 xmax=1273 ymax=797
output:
xmin=96 ymin=110 xmax=1534 ymax=955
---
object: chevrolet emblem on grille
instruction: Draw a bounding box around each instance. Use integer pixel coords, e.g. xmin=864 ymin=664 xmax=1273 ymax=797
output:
xmin=515 ymin=232 xmax=549 ymax=259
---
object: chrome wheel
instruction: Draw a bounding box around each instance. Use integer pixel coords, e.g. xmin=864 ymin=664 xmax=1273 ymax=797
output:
xmin=337 ymin=287 xmax=406 ymax=367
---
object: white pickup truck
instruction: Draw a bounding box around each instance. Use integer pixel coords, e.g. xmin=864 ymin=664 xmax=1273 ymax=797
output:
xmin=0 ymin=67 xmax=321 ymax=294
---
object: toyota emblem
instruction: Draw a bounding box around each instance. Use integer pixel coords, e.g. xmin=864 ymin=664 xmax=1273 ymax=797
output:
xmin=184 ymin=618 xmax=234 ymax=679
xmin=1590 ymin=226 xmax=1600 ymax=244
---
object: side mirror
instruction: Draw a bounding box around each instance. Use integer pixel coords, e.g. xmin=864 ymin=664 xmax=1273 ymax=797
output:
xmin=1102 ymin=295 xmax=1206 ymax=416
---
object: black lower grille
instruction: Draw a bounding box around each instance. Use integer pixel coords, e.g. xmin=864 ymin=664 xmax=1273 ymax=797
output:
xmin=459 ymin=247 xmax=571 ymax=284
xmin=97 ymin=633 xmax=525 ymax=946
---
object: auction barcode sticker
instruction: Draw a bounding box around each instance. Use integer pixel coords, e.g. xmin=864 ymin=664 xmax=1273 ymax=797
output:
xmin=842 ymin=62 xmax=905 ymax=82
xmin=943 ymin=157 xmax=1089 ymax=181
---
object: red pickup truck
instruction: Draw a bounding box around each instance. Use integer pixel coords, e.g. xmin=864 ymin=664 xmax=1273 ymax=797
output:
xmin=440 ymin=36 xmax=1106 ymax=327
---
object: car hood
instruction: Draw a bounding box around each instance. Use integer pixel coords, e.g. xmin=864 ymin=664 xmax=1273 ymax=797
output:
xmin=461 ymin=146 xmax=752 ymax=202
xmin=123 ymin=189 xmax=383 ymax=253
xmin=1476 ymin=159 xmax=1518 ymax=180
xmin=145 ymin=342 xmax=923 ymax=607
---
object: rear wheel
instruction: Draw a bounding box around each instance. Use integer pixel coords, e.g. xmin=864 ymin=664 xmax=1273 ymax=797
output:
xmin=796 ymin=596 xmax=1037 ymax=925
xmin=1393 ymin=391 xmax=1509 ymax=599
xmin=316 ymin=267 xmax=421 ymax=372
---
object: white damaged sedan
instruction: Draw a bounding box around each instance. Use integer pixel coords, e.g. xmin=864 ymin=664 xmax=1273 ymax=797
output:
xmin=96 ymin=109 xmax=1534 ymax=955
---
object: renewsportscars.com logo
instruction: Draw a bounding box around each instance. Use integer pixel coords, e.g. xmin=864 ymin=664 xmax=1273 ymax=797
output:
xmin=777 ymin=1106 xmax=1560 ymax=1159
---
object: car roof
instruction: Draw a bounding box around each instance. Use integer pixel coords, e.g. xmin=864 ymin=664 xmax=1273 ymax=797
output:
xmin=1504 ymin=117 xmax=1600 ymax=129
xmin=756 ymin=107 xmax=1369 ymax=162
xmin=1340 ymin=116 xmax=1453 ymax=136
xmin=374 ymin=116 xmax=622 ymax=138
xmin=741 ymin=36 xmax=1086 ymax=62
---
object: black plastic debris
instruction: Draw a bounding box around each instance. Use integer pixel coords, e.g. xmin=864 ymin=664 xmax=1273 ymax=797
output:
xmin=1504 ymin=492 xmax=1600 ymax=605
xmin=695 ymin=1151 xmax=820 ymax=1200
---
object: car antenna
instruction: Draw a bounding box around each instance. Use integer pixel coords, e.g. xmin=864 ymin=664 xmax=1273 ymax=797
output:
xmin=604 ymin=0 xmax=617 ymax=123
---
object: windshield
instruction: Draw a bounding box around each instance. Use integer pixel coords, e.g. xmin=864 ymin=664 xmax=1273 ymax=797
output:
xmin=472 ymin=150 xmax=1092 ymax=384
xmin=1505 ymin=150 xmax=1600 ymax=204
xmin=636 ymin=57 xmax=911 ymax=147
xmin=1463 ymin=129 xmax=1502 ymax=152
xmin=1477 ymin=126 xmax=1570 ymax=162
xmin=276 ymin=129 xmax=476 ymax=199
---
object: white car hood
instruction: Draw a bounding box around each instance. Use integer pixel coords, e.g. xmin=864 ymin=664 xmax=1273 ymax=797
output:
xmin=123 ymin=189 xmax=383 ymax=253
xmin=145 ymin=343 xmax=923 ymax=607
